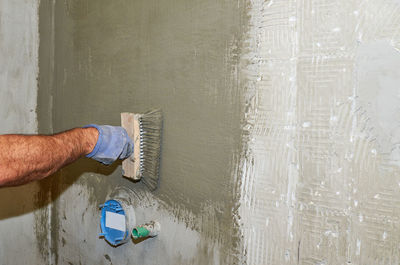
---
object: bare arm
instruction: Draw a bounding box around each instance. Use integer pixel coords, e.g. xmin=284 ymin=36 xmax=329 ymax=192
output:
xmin=0 ymin=128 xmax=98 ymax=187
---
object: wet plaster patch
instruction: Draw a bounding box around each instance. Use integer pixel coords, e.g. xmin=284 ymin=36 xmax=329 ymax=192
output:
xmin=56 ymin=184 xmax=220 ymax=265
xmin=51 ymin=0 xmax=249 ymax=263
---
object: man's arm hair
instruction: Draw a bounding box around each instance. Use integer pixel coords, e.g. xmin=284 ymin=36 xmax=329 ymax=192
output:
xmin=0 ymin=127 xmax=98 ymax=187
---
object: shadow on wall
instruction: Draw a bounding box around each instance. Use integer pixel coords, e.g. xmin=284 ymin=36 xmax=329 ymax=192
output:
xmin=0 ymin=157 xmax=120 ymax=221
xmin=0 ymin=182 xmax=44 ymax=220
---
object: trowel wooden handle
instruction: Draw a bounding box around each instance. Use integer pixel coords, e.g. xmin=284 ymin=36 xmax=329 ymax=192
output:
xmin=121 ymin=112 xmax=141 ymax=180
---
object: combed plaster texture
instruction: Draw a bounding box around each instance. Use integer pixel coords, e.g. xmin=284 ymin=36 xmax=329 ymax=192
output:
xmin=240 ymin=0 xmax=400 ymax=264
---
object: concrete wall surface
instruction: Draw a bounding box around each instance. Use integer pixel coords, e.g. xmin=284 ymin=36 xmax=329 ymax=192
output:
xmin=31 ymin=0 xmax=400 ymax=264
xmin=49 ymin=0 xmax=246 ymax=264
xmin=0 ymin=0 xmax=47 ymax=264
xmin=240 ymin=0 xmax=400 ymax=264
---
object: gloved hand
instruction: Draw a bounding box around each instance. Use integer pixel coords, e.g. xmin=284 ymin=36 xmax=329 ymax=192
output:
xmin=83 ymin=125 xmax=134 ymax=165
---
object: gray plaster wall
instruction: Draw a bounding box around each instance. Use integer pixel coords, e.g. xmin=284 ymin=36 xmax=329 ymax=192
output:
xmin=0 ymin=0 xmax=47 ymax=264
xmin=46 ymin=0 xmax=247 ymax=264
xmin=35 ymin=0 xmax=400 ymax=264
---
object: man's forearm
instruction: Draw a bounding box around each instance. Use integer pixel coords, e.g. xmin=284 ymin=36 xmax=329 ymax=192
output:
xmin=0 ymin=128 xmax=98 ymax=187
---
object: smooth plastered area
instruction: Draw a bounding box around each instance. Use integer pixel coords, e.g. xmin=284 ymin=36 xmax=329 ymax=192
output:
xmin=6 ymin=0 xmax=399 ymax=264
xmin=0 ymin=1 xmax=45 ymax=264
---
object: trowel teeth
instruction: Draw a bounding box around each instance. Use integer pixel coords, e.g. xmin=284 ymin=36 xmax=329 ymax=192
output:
xmin=121 ymin=109 xmax=162 ymax=190
xmin=138 ymin=109 xmax=163 ymax=191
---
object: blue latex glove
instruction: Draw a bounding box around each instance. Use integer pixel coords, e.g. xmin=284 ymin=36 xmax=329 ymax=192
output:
xmin=83 ymin=125 xmax=134 ymax=165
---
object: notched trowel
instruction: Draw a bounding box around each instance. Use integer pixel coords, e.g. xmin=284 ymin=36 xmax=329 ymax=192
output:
xmin=121 ymin=109 xmax=163 ymax=191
